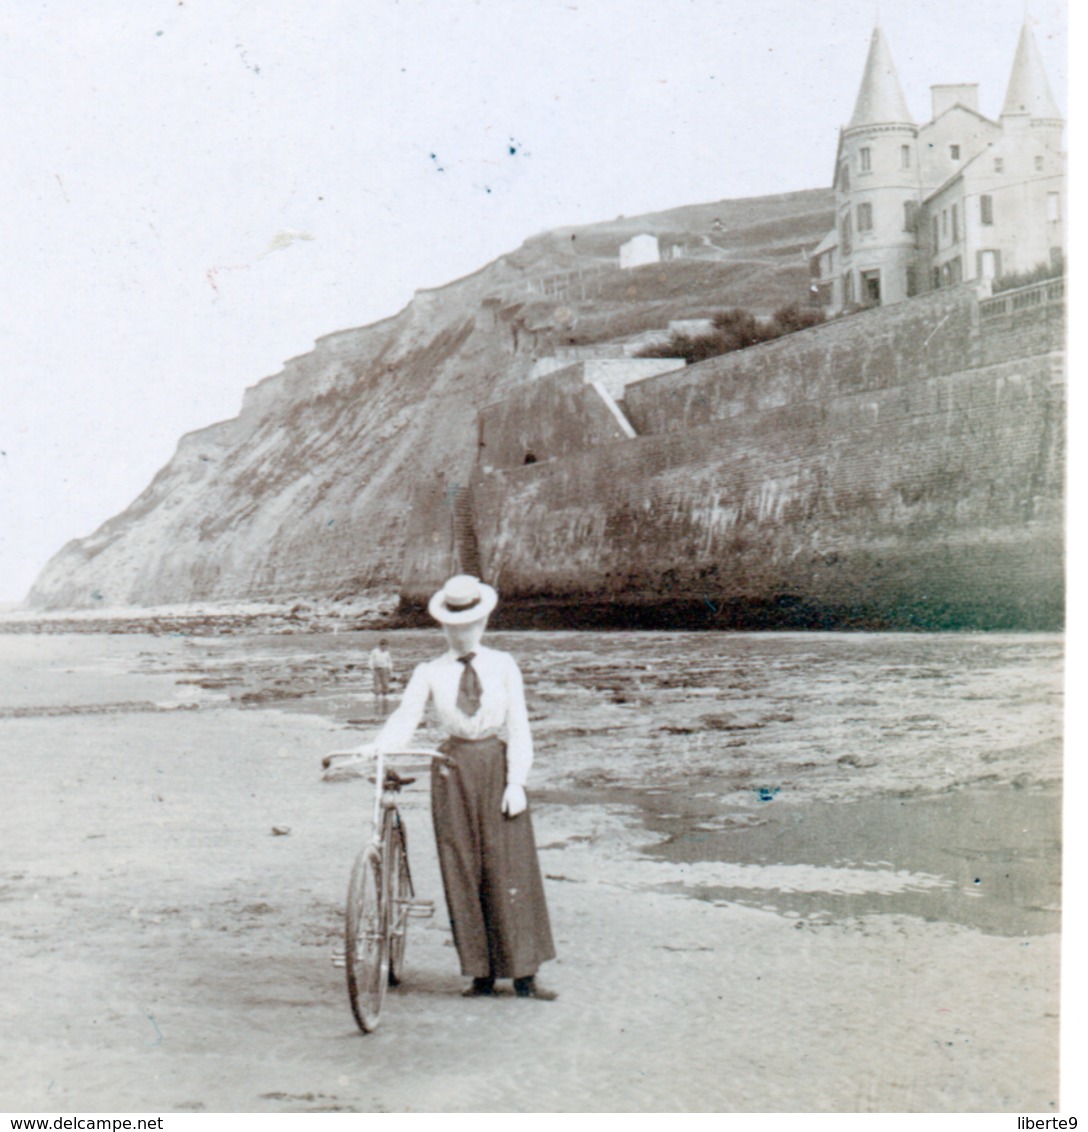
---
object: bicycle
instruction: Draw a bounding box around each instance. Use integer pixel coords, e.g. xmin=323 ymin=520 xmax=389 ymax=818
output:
xmin=322 ymin=746 xmax=443 ymax=1032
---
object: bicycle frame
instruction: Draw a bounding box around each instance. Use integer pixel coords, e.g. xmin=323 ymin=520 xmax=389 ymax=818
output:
xmin=370 ymin=747 xmax=390 ymax=846
xmin=328 ymin=746 xmax=440 ymax=1032
xmin=375 ymin=749 xmax=442 ymax=952
xmin=368 ymin=748 xmax=441 ymax=835
xmin=376 ymin=758 xmax=408 ymax=968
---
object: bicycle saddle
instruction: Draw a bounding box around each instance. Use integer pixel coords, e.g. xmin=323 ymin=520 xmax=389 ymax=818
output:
xmin=383 ymin=769 xmax=416 ymax=791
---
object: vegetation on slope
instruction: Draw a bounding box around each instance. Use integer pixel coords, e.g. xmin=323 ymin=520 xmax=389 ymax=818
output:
xmin=636 ymin=303 xmax=827 ymax=365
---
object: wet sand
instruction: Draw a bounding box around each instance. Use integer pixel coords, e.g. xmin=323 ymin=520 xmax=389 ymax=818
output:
xmin=0 ymin=629 xmax=1062 ymax=1112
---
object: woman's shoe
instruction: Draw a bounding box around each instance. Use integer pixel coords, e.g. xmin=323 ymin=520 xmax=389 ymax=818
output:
xmin=513 ymin=976 xmax=557 ymax=1001
xmin=462 ymin=977 xmax=496 ymax=997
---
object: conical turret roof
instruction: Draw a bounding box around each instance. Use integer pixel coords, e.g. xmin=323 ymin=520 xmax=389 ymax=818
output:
xmin=1001 ymin=21 xmax=1063 ymax=120
xmin=848 ymin=25 xmax=914 ymax=129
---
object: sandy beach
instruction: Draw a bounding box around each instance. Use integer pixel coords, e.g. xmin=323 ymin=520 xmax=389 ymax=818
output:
xmin=0 ymin=627 xmax=1062 ymax=1112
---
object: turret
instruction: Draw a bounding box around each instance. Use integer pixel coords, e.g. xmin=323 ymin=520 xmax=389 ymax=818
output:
xmin=846 ymin=24 xmax=914 ymax=130
xmin=836 ymin=26 xmax=922 ymax=307
xmin=1000 ymin=21 xmax=1064 ymax=151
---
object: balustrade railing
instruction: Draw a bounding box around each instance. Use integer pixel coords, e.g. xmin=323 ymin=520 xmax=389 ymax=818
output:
xmin=979 ymin=276 xmax=1064 ymax=320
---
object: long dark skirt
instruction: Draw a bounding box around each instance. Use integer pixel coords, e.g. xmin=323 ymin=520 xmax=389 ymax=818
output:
xmin=432 ymin=736 xmax=556 ymax=979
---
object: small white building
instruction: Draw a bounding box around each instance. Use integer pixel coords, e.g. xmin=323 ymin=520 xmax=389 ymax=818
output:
xmin=619 ymin=234 xmax=660 ymax=270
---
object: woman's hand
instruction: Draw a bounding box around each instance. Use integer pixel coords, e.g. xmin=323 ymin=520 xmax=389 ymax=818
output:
xmin=501 ymin=783 xmax=527 ymax=817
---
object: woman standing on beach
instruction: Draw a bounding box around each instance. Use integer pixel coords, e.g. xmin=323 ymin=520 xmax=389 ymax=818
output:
xmin=368 ymin=575 xmax=557 ymax=1000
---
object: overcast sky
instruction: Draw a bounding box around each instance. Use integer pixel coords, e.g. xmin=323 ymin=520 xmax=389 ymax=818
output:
xmin=0 ymin=0 xmax=1068 ymax=603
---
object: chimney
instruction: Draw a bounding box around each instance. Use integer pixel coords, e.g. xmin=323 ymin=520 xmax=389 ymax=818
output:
xmin=931 ymin=83 xmax=980 ymax=118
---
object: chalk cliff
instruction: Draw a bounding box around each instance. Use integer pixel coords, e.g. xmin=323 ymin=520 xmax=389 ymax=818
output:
xmin=27 ymin=190 xmax=832 ymax=612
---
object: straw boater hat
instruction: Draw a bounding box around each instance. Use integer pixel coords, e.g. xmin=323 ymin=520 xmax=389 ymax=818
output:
xmin=428 ymin=575 xmax=499 ymax=625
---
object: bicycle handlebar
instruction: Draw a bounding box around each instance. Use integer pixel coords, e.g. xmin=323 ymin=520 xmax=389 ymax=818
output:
xmin=321 ymin=747 xmax=444 ymax=772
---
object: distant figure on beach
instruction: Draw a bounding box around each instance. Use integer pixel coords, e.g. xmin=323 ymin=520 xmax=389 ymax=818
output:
xmin=368 ymin=639 xmax=393 ymax=701
xmin=367 ymin=574 xmax=557 ymax=1000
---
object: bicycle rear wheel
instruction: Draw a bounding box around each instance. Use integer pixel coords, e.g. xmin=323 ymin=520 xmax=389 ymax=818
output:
xmin=386 ymin=819 xmax=415 ymax=987
xmin=345 ymin=846 xmax=387 ymax=1032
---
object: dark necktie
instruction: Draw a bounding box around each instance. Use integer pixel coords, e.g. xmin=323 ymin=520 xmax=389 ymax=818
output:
xmin=456 ymin=652 xmax=483 ymax=717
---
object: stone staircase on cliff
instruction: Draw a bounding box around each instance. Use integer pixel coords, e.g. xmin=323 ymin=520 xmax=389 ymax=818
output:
xmin=451 ymin=485 xmax=483 ymax=579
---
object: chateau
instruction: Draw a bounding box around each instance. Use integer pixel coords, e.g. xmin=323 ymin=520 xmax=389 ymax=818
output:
xmin=811 ymin=20 xmax=1065 ymax=311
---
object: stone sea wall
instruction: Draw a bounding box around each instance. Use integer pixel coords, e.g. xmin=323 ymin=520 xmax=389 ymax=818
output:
xmin=467 ymin=282 xmax=1064 ymax=629
xmin=476 ymin=363 xmax=641 ymax=470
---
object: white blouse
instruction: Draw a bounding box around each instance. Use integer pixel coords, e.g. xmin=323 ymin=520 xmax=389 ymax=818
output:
xmin=372 ymin=645 xmax=535 ymax=787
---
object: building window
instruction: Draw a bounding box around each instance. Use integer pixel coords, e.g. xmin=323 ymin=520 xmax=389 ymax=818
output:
xmin=1047 ymin=192 xmax=1061 ymax=222
xmin=933 ymin=216 xmax=940 ymax=249
xmin=941 ymin=209 xmax=948 ymax=236
xmin=942 ymin=257 xmax=963 ymax=285
xmin=845 ymin=272 xmax=855 ymax=305
xmin=859 ymin=147 xmax=872 ymax=173
xmin=950 ymin=144 xmax=961 ymax=160
xmin=933 ymin=266 xmax=942 ymax=290
xmin=951 ymin=203 xmax=959 ymax=242
xmin=1035 ymin=155 xmax=1044 ymax=171
xmin=840 ymin=161 xmax=850 ymax=191
xmin=857 ymin=202 xmax=873 ymax=231
xmin=901 ymin=145 xmax=911 ymax=169
xmin=861 ymin=269 xmax=881 ymax=305
xmin=994 ymin=157 xmax=1004 ymax=174
xmin=980 ymin=195 xmax=994 ymax=225
xmin=841 ymin=212 xmax=853 ymax=256
xmin=906 ymin=265 xmax=918 ymax=297
xmin=903 ymin=200 xmax=917 ymax=232
xmin=978 ymin=250 xmax=999 ymax=280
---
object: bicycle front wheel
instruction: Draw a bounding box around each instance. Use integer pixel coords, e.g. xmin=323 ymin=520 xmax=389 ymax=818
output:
xmin=345 ymin=846 xmax=388 ymax=1032
xmin=386 ymin=819 xmax=415 ymax=987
